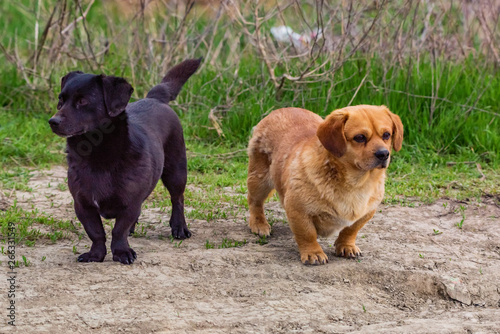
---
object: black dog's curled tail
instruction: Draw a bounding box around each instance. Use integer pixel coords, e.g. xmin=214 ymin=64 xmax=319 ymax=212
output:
xmin=146 ymin=57 xmax=202 ymax=104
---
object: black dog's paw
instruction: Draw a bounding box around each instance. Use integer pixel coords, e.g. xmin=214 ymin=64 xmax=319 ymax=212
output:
xmin=77 ymin=251 xmax=106 ymax=263
xmin=112 ymin=247 xmax=137 ymax=265
xmin=171 ymin=225 xmax=192 ymax=239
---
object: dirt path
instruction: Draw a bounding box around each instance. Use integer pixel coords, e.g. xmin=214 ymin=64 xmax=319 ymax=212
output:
xmin=2 ymin=167 xmax=500 ymax=333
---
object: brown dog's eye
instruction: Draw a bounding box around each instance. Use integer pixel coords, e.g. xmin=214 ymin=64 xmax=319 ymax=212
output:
xmin=382 ymin=132 xmax=391 ymax=140
xmin=353 ymin=134 xmax=366 ymax=143
xmin=57 ymin=97 xmax=63 ymax=110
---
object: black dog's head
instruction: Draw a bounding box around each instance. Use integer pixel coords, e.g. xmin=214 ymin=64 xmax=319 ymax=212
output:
xmin=49 ymin=71 xmax=134 ymax=137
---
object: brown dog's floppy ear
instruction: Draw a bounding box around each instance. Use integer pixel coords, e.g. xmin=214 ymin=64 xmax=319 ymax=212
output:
xmin=317 ymin=111 xmax=348 ymax=157
xmin=384 ymin=107 xmax=404 ymax=151
xmin=61 ymin=71 xmax=83 ymax=90
xmin=101 ymin=75 xmax=134 ymax=117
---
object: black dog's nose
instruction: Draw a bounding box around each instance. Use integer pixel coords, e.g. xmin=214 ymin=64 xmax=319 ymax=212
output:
xmin=49 ymin=117 xmax=61 ymax=127
xmin=374 ymin=149 xmax=390 ymax=161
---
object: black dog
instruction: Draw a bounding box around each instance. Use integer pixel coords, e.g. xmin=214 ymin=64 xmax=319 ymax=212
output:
xmin=49 ymin=58 xmax=201 ymax=264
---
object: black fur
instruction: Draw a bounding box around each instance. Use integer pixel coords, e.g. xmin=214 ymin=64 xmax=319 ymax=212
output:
xmin=49 ymin=58 xmax=202 ymax=264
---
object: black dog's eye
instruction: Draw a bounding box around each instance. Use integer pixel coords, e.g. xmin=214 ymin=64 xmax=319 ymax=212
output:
xmin=382 ymin=132 xmax=391 ymax=140
xmin=353 ymin=134 xmax=366 ymax=143
xmin=76 ymin=98 xmax=88 ymax=107
xmin=57 ymin=96 xmax=63 ymax=110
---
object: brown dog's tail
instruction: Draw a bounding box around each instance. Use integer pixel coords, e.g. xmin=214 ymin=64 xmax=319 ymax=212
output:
xmin=146 ymin=57 xmax=202 ymax=104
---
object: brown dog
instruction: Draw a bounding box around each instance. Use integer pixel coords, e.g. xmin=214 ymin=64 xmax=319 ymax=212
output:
xmin=247 ymin=105 xmax=403 ymax=265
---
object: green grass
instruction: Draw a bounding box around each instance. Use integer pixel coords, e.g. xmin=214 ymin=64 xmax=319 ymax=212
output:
xmin=0 ymin=201 xmax=79 ymax=246
xmin=1 ymin=0 xmax=499 ymax=246
xmin=0 ymin=1 xmax=498 ymax=159
xmin=181 ymin=56 xmax=500 ymax=156
xmin=384 ymin=150 xmax=499 ymax=203
xmin=204 ymin=238 xmax=248 ymax=249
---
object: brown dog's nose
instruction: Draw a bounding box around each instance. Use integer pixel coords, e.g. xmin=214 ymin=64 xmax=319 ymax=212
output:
xmin=374 ymin=149 xmax=390 ymax=161
xmin=49 ymin=117 xmax=61 ymax=127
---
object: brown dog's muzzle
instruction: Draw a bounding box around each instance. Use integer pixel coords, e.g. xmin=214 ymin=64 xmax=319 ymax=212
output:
xmin=374 ymin=149 xmax=390 ymax=161
xmin=374 ymin=148 xmax=390 ymax=168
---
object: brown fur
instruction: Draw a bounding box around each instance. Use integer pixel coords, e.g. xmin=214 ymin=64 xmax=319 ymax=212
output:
xmin=247 ymin=105 xmax=403 ymax=265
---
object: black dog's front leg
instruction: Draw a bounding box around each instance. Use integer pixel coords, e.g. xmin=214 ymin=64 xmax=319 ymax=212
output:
xmin=129 ymin=220 xmax=138 ymax=236
xmin=75 ymin=201 xmax=107 ymax=262
xmin=111 ymin=207 xmax=140 ymax=265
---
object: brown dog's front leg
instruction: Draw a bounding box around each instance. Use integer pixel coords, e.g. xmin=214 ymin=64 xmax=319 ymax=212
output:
xmin=287 ymin=207 xmax=328 ymax=265
xmin=334 ymin=210 xmax=375 ymax=258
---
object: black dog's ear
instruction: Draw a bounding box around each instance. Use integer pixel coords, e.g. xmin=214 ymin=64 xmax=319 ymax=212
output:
xmin=61 ymin=71 xmax=83 ymax=90
xmin=100 ymin=75 xmax=134 ymax=117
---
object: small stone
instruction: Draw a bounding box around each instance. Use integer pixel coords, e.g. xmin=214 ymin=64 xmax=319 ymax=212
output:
xmin=441 ymin=275 xmax=472 ymax=305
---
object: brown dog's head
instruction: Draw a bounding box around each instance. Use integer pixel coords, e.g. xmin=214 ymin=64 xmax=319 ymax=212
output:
xmin=49 ymin=71 xmax=133 ymax=137
xmin=317 ymin=105 xmax=403 ymax=171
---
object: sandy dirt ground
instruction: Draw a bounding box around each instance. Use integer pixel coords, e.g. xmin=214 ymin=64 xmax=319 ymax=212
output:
xmin=1 ymin=166 xmax=500 ymax=333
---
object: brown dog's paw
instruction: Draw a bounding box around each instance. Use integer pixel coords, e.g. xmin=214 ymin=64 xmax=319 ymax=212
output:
xmin=300 ymin=249 xmax=329 ymax=265
xmin=249 ymin=215 xmax=271 ymax=237
xmin=250 ymin=223 xmax=271 ymax=237
xmin=335 ymin=242 xmax=362 ymax=258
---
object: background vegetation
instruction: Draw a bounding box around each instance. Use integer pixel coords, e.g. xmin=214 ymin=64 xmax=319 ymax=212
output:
xmin=0 ymin=0 xmax=499 ymax=215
